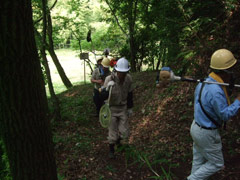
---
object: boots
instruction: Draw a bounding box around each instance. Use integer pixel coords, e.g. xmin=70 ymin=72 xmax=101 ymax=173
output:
xmin=108 ymin=144 xmax=115 ymax=159
xmin=116 ymin=137 xmax=122 ymax=149
xmin=116 ymin=138 xmax=130 ymax=152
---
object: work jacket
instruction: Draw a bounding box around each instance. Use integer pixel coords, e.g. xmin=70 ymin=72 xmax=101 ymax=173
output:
xmin=104 ymin=72 xmax=133 ymax=108
xmin=91 ymin=67 xmax=111 ymax=90
xmin=194 ymin=76 xmax=240 ymax=128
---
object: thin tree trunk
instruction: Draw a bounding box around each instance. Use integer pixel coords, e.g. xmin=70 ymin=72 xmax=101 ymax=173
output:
xmin=0 ymin=0 xmax=58 ymax=179
xmin=156 ymin=42 xmax=163 ymax=70
xmin=105 ymin=0 xmax=128 ymax=38
xmin=128 ymin=0 xmax=138 ymax=72
xmin=47 ymin=8 xmax=73 ymax=89
xmin=41 ymin=50 xmax=61 ymax=120
xmin=34 ymin=0 xmax=58 ymax=25
xmin=34 ymin=28 xmax=72 ymax=89
xmin=47 ymin=49 xmax=72 ymax=88
xmin=162 ymin=48 xmax=167 ymax=67
xmin=41 ymin=0 xmax=61 ymax=121
xmin=156 ymin=58 xmax=161 ymax=71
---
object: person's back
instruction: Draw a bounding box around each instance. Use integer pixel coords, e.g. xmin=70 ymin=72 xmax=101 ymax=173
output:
xmin=187 ymin=49 xmax=240 ymax=180
xmin=91 ymin=57 xmax=111 ymax=116
xmin=194 ymin=76 xmax=240 ymax=128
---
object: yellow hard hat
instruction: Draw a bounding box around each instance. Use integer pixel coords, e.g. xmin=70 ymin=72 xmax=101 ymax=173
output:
xmin=101 ymin=57 xmax=110 ymax=68
xmin=210 ymin=49 xmax=237 ymax=70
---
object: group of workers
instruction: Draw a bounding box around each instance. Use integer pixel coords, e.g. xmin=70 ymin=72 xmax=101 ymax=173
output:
xmin=90 ymin=49 xmax=240 ymax=180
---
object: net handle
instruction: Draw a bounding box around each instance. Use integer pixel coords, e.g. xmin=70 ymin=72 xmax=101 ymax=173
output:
xmin=107 ymin=86 xmax=112 ymax=104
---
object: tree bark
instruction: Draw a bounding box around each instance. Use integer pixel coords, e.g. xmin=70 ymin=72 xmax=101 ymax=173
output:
xmin=47 ymin=8 xmax=73 ymax=89
xmin=156 ymin=42 xmax=163 ymax=70
xmin=41 ymin=0 xmax=61 ymax=121
xmin=128 ymin=0 xmax=138 ymax=72
xmin=0 ymin=1 xmax=58 ymax=179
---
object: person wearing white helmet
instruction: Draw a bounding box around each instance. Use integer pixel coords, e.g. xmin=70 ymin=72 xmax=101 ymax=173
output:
xmin=187 ymin=49 xmax=240 ymax=180
xmin=102 ymin=57 xmax=134 ymax=159
xmin=91 ymin=57 xmax=111 ymax=116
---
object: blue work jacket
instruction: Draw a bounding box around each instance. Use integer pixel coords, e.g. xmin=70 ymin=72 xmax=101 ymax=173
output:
xmin=194 ymin=76 xmax=240 ymax=128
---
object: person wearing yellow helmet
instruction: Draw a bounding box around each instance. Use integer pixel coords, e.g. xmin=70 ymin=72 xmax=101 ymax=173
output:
xmin=91 ymin=57 xmax=111 ymax=116
xmin=187 ymin=49 xmax=240 ymax=180
xmin=96 ymin=56 xmax=103 ymax=68
xmin=210 ymin=49 xmax=237 ymax=70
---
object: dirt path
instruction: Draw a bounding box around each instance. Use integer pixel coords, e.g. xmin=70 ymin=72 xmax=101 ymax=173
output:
xmin=53 ymin=71 xmax=240 ymax=180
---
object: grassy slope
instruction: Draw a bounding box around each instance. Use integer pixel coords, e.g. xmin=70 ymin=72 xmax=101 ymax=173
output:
xmin=52 ymin=71 xmax=240 ymax=180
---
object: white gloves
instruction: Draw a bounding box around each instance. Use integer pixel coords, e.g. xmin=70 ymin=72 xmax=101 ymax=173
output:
xmin=127 ymin=109 xmax=133 ymax=117
xmin=106 ymin=81 xmax=115 ymax=91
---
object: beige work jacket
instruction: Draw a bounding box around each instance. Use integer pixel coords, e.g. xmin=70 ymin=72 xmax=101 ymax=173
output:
xmin=91 ymin=67 xmax=111 ymax=90
xmin=104 ymin=72 xmax=133 ymax=107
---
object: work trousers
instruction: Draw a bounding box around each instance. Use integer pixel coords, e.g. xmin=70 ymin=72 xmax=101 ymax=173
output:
xmin=108 ymin=105 xmax=129 ymax=144
xmin=188 ymin=120 xmax=224 ymax=180
xmin=93 ymin=88 xmax=104 ymax=115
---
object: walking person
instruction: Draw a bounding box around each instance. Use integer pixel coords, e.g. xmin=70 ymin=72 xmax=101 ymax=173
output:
xmin=91 ymin=57 xmax=111 ymax=116
xmin=103 ymin=57 xmax=134 ymax=159
xmin=187 ymin=49 xmax=240 ymax=180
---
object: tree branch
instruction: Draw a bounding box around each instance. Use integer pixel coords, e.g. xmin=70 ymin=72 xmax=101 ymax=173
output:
xmin=34 ymin=0 xmax=58 ymax=25
xmin=104 ymin=0 xmax=129 ymax=38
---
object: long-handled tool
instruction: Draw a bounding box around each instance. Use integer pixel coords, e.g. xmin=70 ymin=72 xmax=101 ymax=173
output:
xmin=99 ymin=86 xmax=112 ymax=128
xmin=160 ymin=67 xmax=240 ymax=88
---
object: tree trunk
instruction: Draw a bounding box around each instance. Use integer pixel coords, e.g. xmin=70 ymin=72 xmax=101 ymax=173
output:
xmin=156 ymin=58 xmax=161 ymax=71
xmin=156 ymin=42 xmax=163 ymax=70
xmin=47 ymin=8 xmax=73 ymax=89
xmin=41 ymin=50 xmax=61 ymax=121
xmin=0 ymin=1 xmax=58 ymax=179
xmin=128 ymin=0 xmax=137 ymax=72
xmin=41 ymin=0 xmax=61 ymax=121
xmin=34 ymin=28 xmax=72 ymax=89
xmin=162 ymin=48 xmax=167 ymax=67
xmin=129 ymin=32 xmax=137 ymax=72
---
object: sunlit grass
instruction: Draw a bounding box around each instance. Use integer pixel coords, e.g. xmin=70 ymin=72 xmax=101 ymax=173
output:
xmin=45 ymin=48 xmax=150 ymax=96
xmin=45 ymin=48 xmax=94 ymax=96
xmin=46 ymin=81 xmax=91 ymax=95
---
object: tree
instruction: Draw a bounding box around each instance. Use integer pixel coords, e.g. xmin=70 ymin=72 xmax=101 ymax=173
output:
xmin=33 ymin=0 xmax=73 ymax=89
xmin=46 ymin=6 xmax=73 ymax=89
xmin=0 ymin=0 xmax=58 ymax=179
xmin=104 ymin=0 xmax=139 ymax=72
xmin=41 ymin=0 xmax=61 ymax=121
xmin=65 ymin=0 xmax=95 ymax=73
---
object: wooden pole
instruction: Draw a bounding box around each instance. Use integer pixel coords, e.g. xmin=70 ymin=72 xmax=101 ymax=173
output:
xmin=84 ymin=59 xmax=86 ymax=84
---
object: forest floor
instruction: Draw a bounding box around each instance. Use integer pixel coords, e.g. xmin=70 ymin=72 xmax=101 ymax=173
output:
xmin=52 ymin=71 xmax=240 ymax=180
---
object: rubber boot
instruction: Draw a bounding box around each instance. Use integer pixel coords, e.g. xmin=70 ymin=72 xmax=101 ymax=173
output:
xmin=108 ymin=144 xmax=115 ymax=159
xmin=116 ymin=137 xmax=122 ymax=149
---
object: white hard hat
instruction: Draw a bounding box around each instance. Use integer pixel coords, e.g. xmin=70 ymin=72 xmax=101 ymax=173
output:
xmin=115 ymin=57 xmax=130 ymax=72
